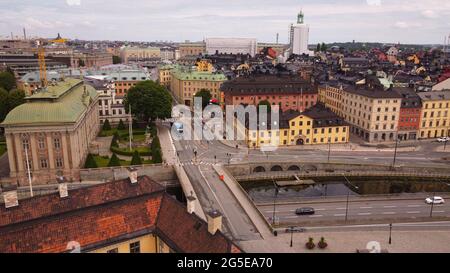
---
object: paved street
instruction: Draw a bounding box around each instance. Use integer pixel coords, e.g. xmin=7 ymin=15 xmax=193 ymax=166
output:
xmin=259 ymin=196 xmax=450 ymax=226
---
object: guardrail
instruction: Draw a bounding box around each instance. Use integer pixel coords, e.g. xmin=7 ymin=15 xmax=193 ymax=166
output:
xmin=236 ymin=170 xmax=450 ymax=182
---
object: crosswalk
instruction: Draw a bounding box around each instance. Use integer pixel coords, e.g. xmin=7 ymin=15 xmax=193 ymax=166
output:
xmin=179 ymin=161 xmax=216 ymax=166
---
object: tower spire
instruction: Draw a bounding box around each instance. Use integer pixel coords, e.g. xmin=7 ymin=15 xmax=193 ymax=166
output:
xmin=297 ymin=10 xmax=304 ymax=24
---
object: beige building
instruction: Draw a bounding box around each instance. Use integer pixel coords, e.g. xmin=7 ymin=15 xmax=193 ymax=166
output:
xmin=319 ymin=79 xmax=402 ymax=142
xmin=0 ymin=78 xmax=99 ymax=185
xmin=170 ymin=67 xmax=227 ymax=106
xmin=178 ymin=42 xmax=206 ymax=58
xmin=418 ymin=91 xmax=450 ymax=139
xmin=120 ymin=46 xmax=161 ymax=63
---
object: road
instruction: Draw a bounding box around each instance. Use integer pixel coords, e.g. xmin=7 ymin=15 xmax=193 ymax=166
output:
xmin=259 ymin=197 xmax=450 ymax=226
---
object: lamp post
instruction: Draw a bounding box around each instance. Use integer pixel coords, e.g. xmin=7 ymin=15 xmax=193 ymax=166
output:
xmin=327 ymin=137 xmax=331 ymax=163
xmin=272 ymin=180 xmax=279 ymax=226
xmin=388 ymin=223 xmax=392 ymax=244
xmin=392 ymin=136 xmax=398 ymax=169
xmin=343 ymin=174 xmax=359 ymax=222
xmin=289 ymin=226 xmax=294 ymax=247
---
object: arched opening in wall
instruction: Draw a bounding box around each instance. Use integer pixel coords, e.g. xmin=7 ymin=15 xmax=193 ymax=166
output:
xmin=270 ymin=165 xmax=283 ymax=172
xmin=296 ymin=139 xmax=304 ymax=145
xmin=303 ymin=164 xmax=318 ymax=172
xmin=287 ymin=165 xmax=300 ymax=171
xmin=253 ymin=166 xmax=266 ymax=173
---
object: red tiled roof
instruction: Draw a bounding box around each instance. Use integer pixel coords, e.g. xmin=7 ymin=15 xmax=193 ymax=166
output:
xmin=156 ymin=194 xmax=242 ymax=253
xmin=0 ymin=176 xmax=241 ymax=253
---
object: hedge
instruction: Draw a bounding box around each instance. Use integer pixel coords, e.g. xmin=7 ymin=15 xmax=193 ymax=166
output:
xmin=110 ymin=146 xmax=151 ymax=156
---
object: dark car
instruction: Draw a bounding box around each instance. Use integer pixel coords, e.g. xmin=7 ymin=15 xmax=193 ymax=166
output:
xmin=295 ymin=207 xmax=315 ymax=215
xmin=285 ymin=227 xmax=306 ymax=233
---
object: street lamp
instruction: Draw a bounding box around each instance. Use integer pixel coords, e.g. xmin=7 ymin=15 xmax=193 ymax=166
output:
xmin=272 ymin=180 xmax=279 ymax=226
xmin=289 ymin=226 xmax=294 ymax=247
xmin=392 ymin=136 xmax=399 ymax=169
xmin=343 ymin=174 xmax=359 ymax=222
xmin=327 ymin=137 xmax=331 ymax=163
xmin=388 ymin=223 xmax=392 ymax=244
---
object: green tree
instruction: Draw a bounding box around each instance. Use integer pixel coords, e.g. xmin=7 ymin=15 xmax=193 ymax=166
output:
xmin=0 ymin=88 xmax=8 ymax=122
xmin=112 ymin=55 xmax=121 ymax=64
xmin=7 ymin=89 xmax=25 ymax=111
xmin=194 ymin=89 xmax=212 ymax=109
xmin=130 ymin=150 xmax=142 ymax=165
xmin=117 ymin=119 xmax=125 ymax=130
xmin=316 ymin=43 xmax=321 ymax=52
xmin=152 ymin=148 xmax=162 ymax=164
xmin=84 ymin=153 xmax=98 ymax=168
xmin=257 ymin=100 xmax=271 ymax=113
xmin=321 ymin=42 xmax=327 ymax=52
xmin=123 ymin=80 xmax=172 ymax=122
xmin=78 ymin=59 xmax=85 ymax=67
xmin=102 ymin=119 xmax=111 ymax=131
xmin=107 ymin=153 xmax=121 ymax=167
xmin=151 ymin=135 xmax=161 ymax=151
xmin=0 ymin=71 xmax=16 ymax=91
xmin=110 ymin=131 xmax=120 ymax=148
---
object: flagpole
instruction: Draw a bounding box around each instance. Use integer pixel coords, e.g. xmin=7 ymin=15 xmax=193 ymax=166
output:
xmin=24 ymin=146 xmax=33 ymax=197
xmin=129 ymin=104 xmax=132 ymax=151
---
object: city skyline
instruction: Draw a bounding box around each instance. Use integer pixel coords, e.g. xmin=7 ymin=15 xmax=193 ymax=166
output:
xmin=0 ymin=0 xmax=449 ymax=44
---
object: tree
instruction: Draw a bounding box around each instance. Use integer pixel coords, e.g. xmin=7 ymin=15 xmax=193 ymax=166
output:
xmin=123 ymin=80 xmax=172 ymax=123
xmin=117 ymin=119 xmax=125 ymax=130
xmin=84 ymin=153 xmax=98 ymax=168
xmin=321 ymin=42 xmax=327 ymax=52
xmin=107 ymin=153 xmax=121 ymax=167
xmin=0 ymin=71 xmax=16 ymax=91
xmin=110 ymin=131 xmax=120 ymax=148
xmin=0 ymin=88 xmax=8 ymax=122
xmin=151 ymin=136 xmax=162 ymax=163
xmin=316 ymin=43 xmax=321 ymax=52
xmin=112 ymin=55 xmax=121 ymax=64
xmin=257 ymin=100 xmax=271 ymax=113
xmin=6 ymin=89 xmax=25 ymax=111
xmin=194 ymin=89 xmax=212 ymax=109
xmin=102 ymin=119 xmax=111 ymax=131
xmin=78 ymin=59 xmax=85 ymax=67
xmin=130 ymin=150 xmax=142 ymax=165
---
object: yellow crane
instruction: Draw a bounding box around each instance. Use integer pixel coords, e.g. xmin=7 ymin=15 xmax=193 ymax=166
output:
xmin=37 ymin=33 xmax=68 ymax=88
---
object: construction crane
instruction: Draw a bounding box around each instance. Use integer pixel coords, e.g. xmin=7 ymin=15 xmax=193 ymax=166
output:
xmin=37 ymin=33 xmax=68 ymax=88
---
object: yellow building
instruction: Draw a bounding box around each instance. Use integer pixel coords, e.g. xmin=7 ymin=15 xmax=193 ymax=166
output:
xmin=245 ymin=104 xmax=349 ymax=148
xmin=178 ymin=41 xmax=206 ymax=58
xmin=418 ymin=91 xmax=450 ymax=139
xmin=170 ymin=67 xmax=227 ymax=106
xmin=157 ymin=64 xmax=178 ymax=87
xmin=120 ymin=46 xmax=161 ymax=63
xmin=196 ymin=59 xmax=214 ymax=72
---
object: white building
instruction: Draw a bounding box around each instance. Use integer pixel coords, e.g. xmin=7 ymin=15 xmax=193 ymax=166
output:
xmin=205 ymin=38 xmax=257 ymax=57
xmin=290 ymin=11 xmax=314 ymax=56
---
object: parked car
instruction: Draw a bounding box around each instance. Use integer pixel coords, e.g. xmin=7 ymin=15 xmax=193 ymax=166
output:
xmin=295 ymin=207 xmax=315 ymax=215
xmin=425 ymin=196 xmax=445 ymax=204
xmin=437 ymin=137 xmax=449 ymax=142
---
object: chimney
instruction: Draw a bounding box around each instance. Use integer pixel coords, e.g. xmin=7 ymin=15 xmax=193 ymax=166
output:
xmin=186 ymin=192 xmax=196 ymax=214
xmin=57 ymin=175 xmax=68 ymax=198
xmin=127 ymin=167 xmax=138 ymax=184
xmin=206 ymin=210 xmax=223 ymax=235
xmin=2 ymin=185 xmax=18 ymax=209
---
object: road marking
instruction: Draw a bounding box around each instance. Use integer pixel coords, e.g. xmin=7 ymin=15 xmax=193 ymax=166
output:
xmin=314 ymin=208 xmax=325 ymax=211
xmin=334 ymin=214 xmax=345 ymax=217
xmin=382 ymin=212 xmax=396 ymax=215
xmin=407 ymin=205 xmax=422 ymax=207
xmin=407 ymin=211 xmax=421 ymax=214
xmin=264 ymin=211 xmax=279 ymax=213
xmin=309 ymin=215 xmax=323 ymax=218
xmin=360 ymin=206 xmax=373 ymax=209
xmin=358 ymin=212 xmax=372 ymax=215
xmin=384 ymin=205 xmax=397 ymax=208
xmin=433 ymin=211 xmax=445 ymax=213
xmin=336 ymin=207 xmax=346 ymax=210
xmin=285 ymin=216 xmax=298 ymax=219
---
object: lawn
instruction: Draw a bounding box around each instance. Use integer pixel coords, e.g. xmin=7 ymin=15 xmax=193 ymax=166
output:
xmin=0 ymin=144 xmax=6 ymax=156
xmin=92 ymin=155 xmax=153 ymax=167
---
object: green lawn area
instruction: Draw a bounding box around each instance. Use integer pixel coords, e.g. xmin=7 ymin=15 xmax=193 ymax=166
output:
xmin=92 ymin=155 xmax=153 ymax=167
xmin=0 ymin=144 xmax=6 ymax=156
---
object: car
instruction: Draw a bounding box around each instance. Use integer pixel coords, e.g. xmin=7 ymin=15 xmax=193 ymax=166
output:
xmin=295 ymin=207 xmax=315 ymax=215
xmin=437 ymin=137 xmax=449 ymax=142
xmin=285 ymin=227 xmax=306 ymax=233
xmin=425 ymin=196 xmax=445 ymax=204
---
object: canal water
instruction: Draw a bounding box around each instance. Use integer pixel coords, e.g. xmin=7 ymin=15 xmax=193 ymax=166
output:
xmin=241 ymin=178 xmax=450 ymax=202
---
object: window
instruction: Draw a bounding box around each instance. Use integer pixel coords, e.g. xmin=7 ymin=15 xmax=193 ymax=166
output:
xmin=130 ymin=241 xmax=140 ymax=253
xmin=38 ymin=138 xmax=46 ymax=149
xmin=56 ymin=158 xmax=63 ymax=168
xmin=107 ymin=248 xmax=118 ymax=253
xmin=54 ymin=138 xmax=61 ymax=149
xmin=22 ymin=139 xmax=30 ymax=150
xmin=40 ymin=159 xmax=48 ymax=169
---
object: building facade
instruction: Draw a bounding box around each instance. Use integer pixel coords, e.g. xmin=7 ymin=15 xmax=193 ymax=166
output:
xmin=290 ymin=11 xmax=314 ymax=56
xmin=395 ymin=87 xmax=422 ymax=140
xmin=221 ymin=75 xmax=318 ymax=112
xmin=245 ymin=104 xmax=349 ymax=148
xmin=0 ymin=79 xmax=99 ymax=185
xmin=170 ymin=67 xmax=227 ymax=106
xmin=418 ymin=91 xmax=450 ymax=139
xmin=120 ymin=47 xmax=161 ymax=63
xmin=205 ymin=38 xmax=257 ymax=57
xmin=178 ymin=42 xmax=206 ymax=58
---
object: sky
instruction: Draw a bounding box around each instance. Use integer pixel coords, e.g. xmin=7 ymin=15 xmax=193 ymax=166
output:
xmin=0 ymin=0 xmax=449 ymax=44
